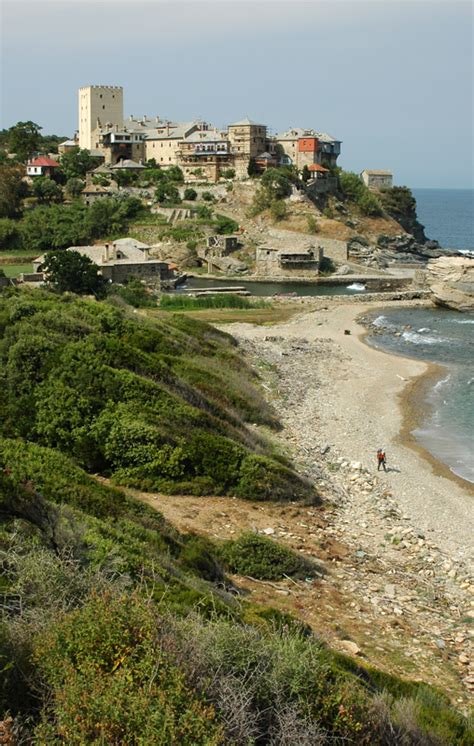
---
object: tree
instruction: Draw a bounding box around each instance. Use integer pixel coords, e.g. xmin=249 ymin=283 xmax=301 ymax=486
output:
xmin=269 ymin=199 xmax=288 ymax=222
xmin=222 ymin=168 xmax=235 ymax=179
xmin=113 ymin=169 xmax=137 ymax=187
xmin=66 ymin=178 xmax=85 ymax=198
xmin=32 ymin=177 xmax=63 ymax=204
xmin=0 ymin=218 xmax=21 ymax=250
xmin=154 ymin=183 xmax=180 ymax=204
xmin=201 ymin=191 xmax=216 ymax=203
xmin=260 ymin=169 xmax=292 ymax=200
xmin=338 ymin=171 xmax=364 ymax=200
xmin=357 ymin=191 xmax=383 ymax=217
xmin=166 ymin=165 xmax=184 ymax=183
xmin=7 ymin=121 xmax=42 ymax=161
xmin=213 ymin=214 xmax=239 ymax=235
xmin=301 ymin=165 xmax=310 ymax=183
xmin=183 ymin=188 xmax=197 ymax=201
xmin=41 ymin=249 xmax=107 ymax=297
xmin=59 ymin=147 xmax=95 ymax=179
xmin=247 ymin=157 xmax=259 ymax=177
xmin=0 ymin=164 xmax=28 ymax=218
xmin=20 ymin=203 xmax=90 ymax=252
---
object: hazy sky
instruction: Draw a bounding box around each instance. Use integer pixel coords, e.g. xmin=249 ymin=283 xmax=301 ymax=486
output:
xmin=1 ymin=0 xmax=473 ymax=187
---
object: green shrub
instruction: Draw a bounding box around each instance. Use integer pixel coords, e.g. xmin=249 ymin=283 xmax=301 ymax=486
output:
xmin=213 ymin=213 xmax=239 ymax=235
xmin=109 ymin=278 xmax=156 ymax=308
xmin=307 ymin=215 xmax=319 ymax=234
xmin=357 ymin=191 xmax=383 ymax=216
xmin=339 ymin=171 xmax=365 ymax=200
xmin=160 ymin=294 xmax=267 ymax=311
xmin=0 ymin=218 xmax=21 ymax=251
xmin=269 ymin=199 xmax=288 ymax=222
xmin=220 ymin=532 xmax=315 ymax=580
xmin=195 ymin=205 xmax=214 ymax=220
xmin=179 ymin=535 xmax=225 ymax=582
xmin=319 ymin=256 xmax=336 ymax=275
xmin=236 ymin=454 xmax=315 ymax=502
xmin=33 ymin=593 xmax=224 ymax=744
xmin=183 ymin=187 xmax=197 ymax=201
xmin=201 ymin=191 xmax=216 ymax=203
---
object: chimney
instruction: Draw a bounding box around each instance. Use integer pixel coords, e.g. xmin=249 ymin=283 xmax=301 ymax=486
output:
xmin=104 ymin=242 xmax=110 ymax=262
xmin=143 ymin=247 xmax=149 ymax=261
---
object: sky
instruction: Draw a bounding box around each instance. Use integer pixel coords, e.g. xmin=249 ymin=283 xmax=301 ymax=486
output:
xmin=1 ymin=0 xmax=473 ymax=188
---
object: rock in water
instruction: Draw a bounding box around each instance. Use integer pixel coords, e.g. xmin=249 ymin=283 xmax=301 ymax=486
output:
xmin=426 ymin=256 xmax=474 ymax=312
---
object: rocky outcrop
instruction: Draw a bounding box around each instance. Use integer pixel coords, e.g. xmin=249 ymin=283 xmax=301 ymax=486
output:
xmin=426 ymin=256 xmax=474 ymax=312
xmin=377 ymin=186 xmax=427 ymax=242
xmin=347 ymin=234 xmax=460 ymax=269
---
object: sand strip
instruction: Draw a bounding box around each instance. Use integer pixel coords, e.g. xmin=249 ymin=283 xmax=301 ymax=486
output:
xmin=229 ymin=299 xmax=474 ymax=562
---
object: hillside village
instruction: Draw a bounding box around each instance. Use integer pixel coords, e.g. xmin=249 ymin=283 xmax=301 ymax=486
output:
xmin=0 ymin=85 xmax=468 ymax=306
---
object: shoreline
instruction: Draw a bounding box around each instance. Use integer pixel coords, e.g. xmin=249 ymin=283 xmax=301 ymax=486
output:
xmin=227 ymin=297 xmax=474 ymax=561
xmin=360 ymin=318 xmax=474 ymax=491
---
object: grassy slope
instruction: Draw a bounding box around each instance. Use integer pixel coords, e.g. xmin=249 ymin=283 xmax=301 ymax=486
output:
xmin=0 ymin=288 xmax=471 ymax=744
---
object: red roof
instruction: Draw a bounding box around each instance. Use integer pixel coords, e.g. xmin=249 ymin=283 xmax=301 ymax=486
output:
xmin=308 ymin=164 xmax=329 ymax=172
xmin=29 ymin=156 xmax=60 ymax=168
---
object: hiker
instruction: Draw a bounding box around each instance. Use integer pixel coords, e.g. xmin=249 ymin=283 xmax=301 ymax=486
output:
xmin=377 ymin=448 xmax=387 ymax=472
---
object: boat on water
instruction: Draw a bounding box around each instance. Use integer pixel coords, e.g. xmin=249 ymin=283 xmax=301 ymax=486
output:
xmin=346 ymin=282 xmax=366 ymax=292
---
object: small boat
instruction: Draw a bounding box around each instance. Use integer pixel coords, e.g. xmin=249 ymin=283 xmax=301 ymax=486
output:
xmin=346 ymin=282 xmax=366 ymax=292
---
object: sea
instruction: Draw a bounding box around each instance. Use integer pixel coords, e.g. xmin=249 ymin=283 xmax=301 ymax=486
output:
xmin=366 ymin=188 xmax=474 ymax=483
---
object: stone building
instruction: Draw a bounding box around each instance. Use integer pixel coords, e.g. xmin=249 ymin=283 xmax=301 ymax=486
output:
xmin=273 ymin=128 xmax=341 ymax=170
xmin=227 ymin=119 xmax=267 ymax=177
xmin=81 ymin=183 xmax=114 ymax=205
xmin=33 ymin=238 xmax=175 ymax=285
xmin=177 ymin=129 xmax=232 ymax=181
xmin=255 ymin=245 xmax=323 ymax=277
xmin=361 ymin=170 xmax=393 ymax=190
xmin=76 ymin=85 xmax=341 ymax=183
xmin=79 ymin=85 xmax=124 ymax=150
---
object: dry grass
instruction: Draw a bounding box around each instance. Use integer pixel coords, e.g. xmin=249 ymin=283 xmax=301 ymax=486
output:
xmin=147 ymin=305 xmax=301 ymax=325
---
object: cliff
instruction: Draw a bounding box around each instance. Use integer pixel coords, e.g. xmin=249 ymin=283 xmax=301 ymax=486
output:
xmin=426 ymin=256 xmax=474 ymax=312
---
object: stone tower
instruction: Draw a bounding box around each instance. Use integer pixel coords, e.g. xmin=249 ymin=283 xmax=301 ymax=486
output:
xmin=78 ymin=85 xmax=124 ymax=150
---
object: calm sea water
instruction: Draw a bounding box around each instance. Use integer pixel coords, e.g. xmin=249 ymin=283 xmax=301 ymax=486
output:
xmin=366 ymin=308 xmax=474 ymax=483
xmin=413 ymin=188 xmax=474 ymax=251
xmin=181 ymin=277 xmax=368 ymax=297
xmin=365 ymin=189 xmax=474 ymax=482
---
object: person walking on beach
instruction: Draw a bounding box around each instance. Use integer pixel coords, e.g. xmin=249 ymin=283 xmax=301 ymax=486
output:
xmin=377 ymin=448 xmax=387 ymax=472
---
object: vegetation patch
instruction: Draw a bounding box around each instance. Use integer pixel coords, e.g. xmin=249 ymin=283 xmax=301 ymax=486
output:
xmin=160 ymin=293 xmax=268 ymax=311
xmin=0 ymin=288 xmax=310 ymax=501
xmin=220 ymin=532 xmax=317 ymax=580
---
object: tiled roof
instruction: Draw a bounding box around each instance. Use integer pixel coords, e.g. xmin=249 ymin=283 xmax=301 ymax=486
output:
xmin=185 ymin=130 xmax=226 ymax=143
xmin=82 ymin=184 xmax=112 ymax=193
xmin=110 ymin=159 xmax=145 ymax=169
xmin=362 ymin=169 xmax=392 ymax=175
xmin=29 ymin=156 xmax=60 ymax=167
xmin=274 ymin=128 xmax=340 ymax=143
xmin=229 ymin=118 xmax=264 ymax=127
xmin=308 ymin=164 xmax=329 ymax=172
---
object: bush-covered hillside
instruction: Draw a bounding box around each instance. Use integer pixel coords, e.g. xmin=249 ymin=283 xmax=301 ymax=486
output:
xmin=0 ymin=289 xmax=312 ymax=500
xmin=0 ymin=288 xmax=472 ymax=744
xmin=1 ymin=465 xmax=472 ymax=744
